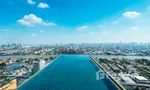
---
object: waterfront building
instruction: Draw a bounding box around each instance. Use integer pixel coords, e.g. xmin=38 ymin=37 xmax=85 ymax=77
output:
xmin=32 ymin=61 xmax=40 ymax=75
xmin=39 ymin=60 xmax=46 ymax=70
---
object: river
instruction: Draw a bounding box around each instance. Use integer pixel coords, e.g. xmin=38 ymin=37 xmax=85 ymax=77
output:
xmin=0 ymin=55 xmax=57 ymax=59
xmin=1 ymin=55 xmax=150 ymax=60
xmin=92 ymin=55 xmax=150 ymax=60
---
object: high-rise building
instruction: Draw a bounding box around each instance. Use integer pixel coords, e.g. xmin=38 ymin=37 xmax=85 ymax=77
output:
xmin=32 ymin=61 xmax=40 ymax=75
xmin=32 ymin=60 xmax=46 ymax=75
xmin=39 ymin=60 xmax=46 ymax=70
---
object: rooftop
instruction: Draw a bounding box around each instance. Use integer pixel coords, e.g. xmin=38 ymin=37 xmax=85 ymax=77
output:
xmin=17 ymin=55 xmax=121 ymax=90
xmin=135 ymin=76 xmax=148 ymax=81
xmin=0 ymin=79 xmax=17 ymax=90
xmin=120 ymin=76 xmax=136 ymax=84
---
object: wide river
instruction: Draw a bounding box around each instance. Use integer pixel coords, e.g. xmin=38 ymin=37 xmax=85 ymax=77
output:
xmin=1 ymin=55 xmax=150 ymax=60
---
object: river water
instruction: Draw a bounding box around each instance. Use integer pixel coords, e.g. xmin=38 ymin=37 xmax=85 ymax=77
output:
xmin=1 ymin=55 xmax=150 ymax=60
xmin=0 ymin=55 xmax=57 ymax=59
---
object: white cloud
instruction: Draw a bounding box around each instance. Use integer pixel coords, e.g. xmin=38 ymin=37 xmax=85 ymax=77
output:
xmin=112 ymin=21 xmax=119 ymax=24
xmin=43 ymin=22 xmax=55 ymax=26
xmin=27 ymin=0 xmax=36 ymax=5
xmin=102 ymin=30 xmax=108 ymax=34
xmin=78 ymin=26 xmax=88 ymax=30
xmin=32 ymin=34 xmax=37 ymax=36
xmin=130 ymin=26 xmax=139 ymax=31
xmin=98 ymin=25 xmax=104 ymax=28
xmin=17 ymin=14 xmax=42 ymax=26
xmin=40 ymin=30 xmax=44 ymax=32
xmin=123 ymin=11 xmax=141 ymax=18
xmin=17 ymin=14 xmax=55 ymax=27
xmin=4 ymin=29 xmax=10 ymax=32
xmin=38 ymin=3 xmax=49 ymax=8
xmin=18 ymin=19 xmax=35 ymax=27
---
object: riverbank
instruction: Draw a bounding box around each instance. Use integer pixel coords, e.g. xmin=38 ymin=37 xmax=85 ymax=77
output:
xmin=1 ymin=55 xmax=150 ymax=60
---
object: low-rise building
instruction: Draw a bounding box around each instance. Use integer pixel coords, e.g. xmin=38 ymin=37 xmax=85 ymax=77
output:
xmin=134 ymin=76 xmax=148 ymax=83
xmin=0 ymin=79 xmax=17 ymax=90
xmin=120 ymin=76 xmax=136 ymax=84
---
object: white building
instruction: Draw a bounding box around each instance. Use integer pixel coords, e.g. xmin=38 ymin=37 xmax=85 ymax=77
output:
xmin=39 ymin=60 xmax=46 ymax=70
xmin=120 ymin=76 xmax=136 ymax=84
xmin=134 ymin=76 xmax=148 ymax=83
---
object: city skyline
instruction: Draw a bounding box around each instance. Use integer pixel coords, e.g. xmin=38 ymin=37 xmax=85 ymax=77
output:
xmin=1 ymin=0 xmax=150 ymax=44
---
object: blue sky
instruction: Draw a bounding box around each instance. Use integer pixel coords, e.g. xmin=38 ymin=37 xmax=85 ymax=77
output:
xmin=0 ymin=0 xmax=150 ymax=44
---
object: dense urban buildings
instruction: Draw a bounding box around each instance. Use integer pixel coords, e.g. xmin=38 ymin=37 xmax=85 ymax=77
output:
xmin=1 ymin=43 xmax=150 ymax=56
xmin=0 ymin=54 xmax=57 ymax=90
